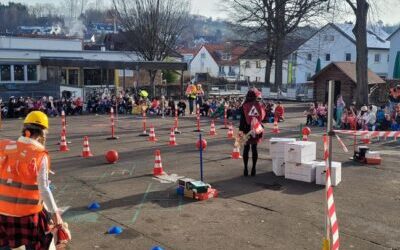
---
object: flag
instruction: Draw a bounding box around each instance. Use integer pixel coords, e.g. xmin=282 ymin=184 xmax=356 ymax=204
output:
xmin=251 ymin=117 xmax=264 ymax=135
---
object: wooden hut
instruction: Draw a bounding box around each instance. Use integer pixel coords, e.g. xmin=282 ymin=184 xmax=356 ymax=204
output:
xmin=311 ymin=62 xmax=385 ymax=104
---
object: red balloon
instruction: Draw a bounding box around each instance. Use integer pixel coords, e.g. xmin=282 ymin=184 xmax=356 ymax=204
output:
xmin=196 ymin=139 xmax=207 ymax=150
xmin=105 ymin=150 xmax=119 ymax=164
xmin=302 ymin=127 xmax=311 ymax=136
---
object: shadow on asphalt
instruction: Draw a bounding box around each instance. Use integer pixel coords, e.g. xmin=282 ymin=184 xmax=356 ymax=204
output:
xmin=68 ymin=172 xmax=323 ymax=215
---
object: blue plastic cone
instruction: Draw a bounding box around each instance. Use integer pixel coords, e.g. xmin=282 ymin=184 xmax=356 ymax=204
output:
xmin=88 ymin=202 xmax=100 ymax=211
xmin=151 ymin=246 xmax=165 ymax=250
xmin=107 ymin=226 xmax=123 ymax=235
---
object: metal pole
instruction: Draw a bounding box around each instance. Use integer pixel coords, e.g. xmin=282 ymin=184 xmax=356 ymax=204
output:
xmin=199 ymin=133 xmax=203 ymax=182
xmin=326 ymin=80 xmax=335 ymax=246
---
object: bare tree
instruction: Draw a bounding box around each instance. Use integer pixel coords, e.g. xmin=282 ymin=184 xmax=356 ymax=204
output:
xmin=343 ymin=0 xmax=369 ymax=106
xmin=113 ymin=0 xmax=189 ymax=97
xmin=227 ymin=0 xmax=325 ymax=87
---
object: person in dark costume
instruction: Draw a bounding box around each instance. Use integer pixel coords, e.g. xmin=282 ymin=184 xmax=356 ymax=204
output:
xmin=239 ymin=89 xmax=266 ymax=176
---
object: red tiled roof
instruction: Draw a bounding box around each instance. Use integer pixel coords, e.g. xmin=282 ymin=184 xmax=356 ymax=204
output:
xmin=177 ymin=47 xmax=199 ymax=55
xmin=198 ymin=43 xmax=247 ymax=66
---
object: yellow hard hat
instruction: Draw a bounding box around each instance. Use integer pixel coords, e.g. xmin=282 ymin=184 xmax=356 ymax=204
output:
xmin=24 ymin=111 xmax=49 ymax=129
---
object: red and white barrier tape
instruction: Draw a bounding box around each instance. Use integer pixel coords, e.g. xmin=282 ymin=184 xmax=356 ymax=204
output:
xmin=334 ymin=130 xmax=400 ymax=139
xmin=335 ymin=134 xmax=349 ymax=153
xmin=323 ymin=135 xmax=340 ymax=250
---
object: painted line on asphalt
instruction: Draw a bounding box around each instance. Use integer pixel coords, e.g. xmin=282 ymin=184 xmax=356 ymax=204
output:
xmin=131 ymin=183 xmax=153 ymax=224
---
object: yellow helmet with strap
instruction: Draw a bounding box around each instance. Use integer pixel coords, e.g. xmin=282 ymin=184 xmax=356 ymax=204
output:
xmin=24 ymin=111 xmax=49 ymax=129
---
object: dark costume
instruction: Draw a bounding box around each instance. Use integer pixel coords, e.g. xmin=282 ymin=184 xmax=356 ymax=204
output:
xmin=239 ymin=89 xmax=266 ymax=176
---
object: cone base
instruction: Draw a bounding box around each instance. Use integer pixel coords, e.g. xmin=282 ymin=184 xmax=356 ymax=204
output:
xmin=148 ymin=138 xmax=158 ymax=142
xmin=138 ymin=133 xmax=149 ymax=137
xmin=57 ymin=141 xmax=72 ymax=145
xmin=174 ymin=130 xmax=182 ymax=134
xmin=231 ymin=154 xmax=242 ymax=159
xmin=82 ymin=153 xmax=94 ymax=158
xmin=209 ymin=132 xmax=217 ymax=136
xmin=192 ymin=129 xmax=204 ymax=132
xmin=169 ymin=142 xmax=177 ymax=146
xmin=59 ymin=148 xmax=70 ymax=152
xmin=107 ymin=136 xmax=119 ymax=140
xmin=220 ymin=127 xmax=229 ymax=130
xmin=153 ymin=169 xmax=164 ymax=176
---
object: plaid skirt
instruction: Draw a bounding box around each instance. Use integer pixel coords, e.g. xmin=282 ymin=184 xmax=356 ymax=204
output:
xmin=0 ymin=210 xmax=53 ymax=250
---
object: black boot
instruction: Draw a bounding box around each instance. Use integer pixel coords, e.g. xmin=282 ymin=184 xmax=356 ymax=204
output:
xmin=251 ymin=167 xmax=256 ymax=176
xmin=244 ymin=167 xmax=248 ymax=177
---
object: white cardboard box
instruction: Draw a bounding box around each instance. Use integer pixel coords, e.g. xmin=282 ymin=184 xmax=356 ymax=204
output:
xmin=315 ymin=161 xmax=342 ymax=186
xmin=272 ymin=157 xmax=285 ymax=176
xmin=284 ymin=141 xmax=316 ymax=163
xmin=269 ymin=138 xmax=296 ymax=158
xmin=285 ymin=161 xmax=317 ymax=183
xmin=365 ymin=151 xmax=380 ymax=159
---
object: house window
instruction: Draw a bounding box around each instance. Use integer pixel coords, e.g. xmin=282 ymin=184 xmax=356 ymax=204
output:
xmin=256 ymin=61 xmax=261 ymax=68
xmin=306 ymin=72 xmax=312 ymax=81
xmin=201 ymin=52 xmax=206 ymax=59
xmin=323 ymin=35 xmax=334 ymax=41
xmin=219 ymin=66 xmax=225 ymax=75
xmin=228 ymin=66 xmax=235 ymax=76
xmin=222 ymin=53 xmax=231 ymax=60
xmin=325 ymin=54 xmax=331 ymax=61
xmin=27 ymin=65 xmax=37 ymax=81
xmin=374 ymin=53 xmax=381 ymax=63
xmin=245 ymin=61 xmax=250 ymax=68
xmin=68 ymin=69 xmax=79 ymax=85
xmin=307 ymin=54 xmax=312 ymax=61
xmin=345 ymin=53 xmax=351 ymax=61
xmin=14 ymin=65 xmax=25 ymax=81
xmin=0 ymin=65 xmax=11 ymax=82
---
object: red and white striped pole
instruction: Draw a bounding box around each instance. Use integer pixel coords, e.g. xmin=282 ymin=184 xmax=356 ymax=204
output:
xmin=107 ymin=107 xmax=118 ymax=140
xmin=323 ymin=135 xmax=340 ymax=250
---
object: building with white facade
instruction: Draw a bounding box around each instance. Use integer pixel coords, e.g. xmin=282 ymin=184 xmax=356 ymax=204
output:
xmin=239 ymin=38 xmax=305 ymax=84
xmin=190 ymin=43 xmax=246 ymax=82
xmin=387 ymin=27 xmax=400 ymax=79
xmin=293 ymin=23 xmax=390 ymax=84
xmin=0 ymin=36 xmax=187 ymax=98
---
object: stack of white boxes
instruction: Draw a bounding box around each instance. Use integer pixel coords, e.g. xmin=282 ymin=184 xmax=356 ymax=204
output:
xmin=314 ymin=161 xmax=342 ymax=186
xmin=284 ymin=141 xmax=317 ymax=183
xmin=269 ymin=138 xmax=296 ymax=176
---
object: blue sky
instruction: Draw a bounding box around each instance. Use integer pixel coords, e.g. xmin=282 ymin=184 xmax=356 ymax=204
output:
xmin=0 ymin=0 xmax=399 ymax=25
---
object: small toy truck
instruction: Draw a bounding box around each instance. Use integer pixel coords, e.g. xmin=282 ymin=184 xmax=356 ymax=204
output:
xmin=177 ymin=178 xmax=218 ymax=200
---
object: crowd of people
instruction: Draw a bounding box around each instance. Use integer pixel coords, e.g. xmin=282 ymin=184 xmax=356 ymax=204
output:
xmin=304 ymin=94 xmax=400 ymax=131
xmin=0 ymin=96 xmax=84 ymax=119
xmin=2 ymin=86 xmax=400 ymax=132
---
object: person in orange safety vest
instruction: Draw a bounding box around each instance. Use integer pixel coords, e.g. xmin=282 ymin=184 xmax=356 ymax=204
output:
xmin=0 ymin=111 xmax=63 ymax=250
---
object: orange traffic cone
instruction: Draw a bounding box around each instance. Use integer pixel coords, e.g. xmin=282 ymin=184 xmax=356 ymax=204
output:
xmin=59 ymin=130 xmax=69 ymax=152
xmin=209 ymin=120 xmax=217 ymax=136
xmin=272 ymin=120 xmax=280 ymax=134
xmin=81 ymin=136 xmax=93 ymax=158
xmin=169 ymin=128 xmax=177 ymax=146
xmin=231 ymin=144 xmax=242 ymax=159
xmin=227 ymin=123 xmax=234 ymax=139
xmin=148 ymin=124 xmax=157 ymax=142
xmin=153 ymin=150 xmax=164 ymax=176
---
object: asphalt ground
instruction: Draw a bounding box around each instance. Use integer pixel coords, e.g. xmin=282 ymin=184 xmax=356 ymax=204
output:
xmin=0 ymin=110 xmax=399 ymax=250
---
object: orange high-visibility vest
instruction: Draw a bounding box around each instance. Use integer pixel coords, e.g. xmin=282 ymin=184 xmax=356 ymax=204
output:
xmin=0 ymin=138 xmax=49 ymax=217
